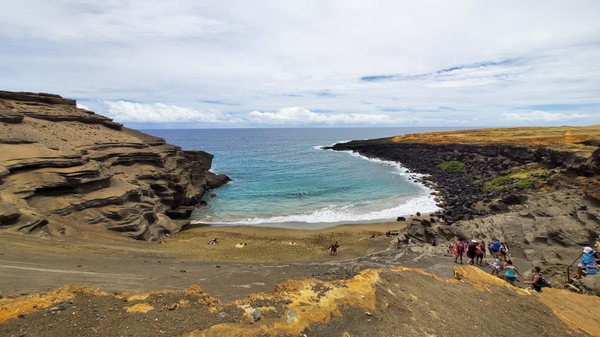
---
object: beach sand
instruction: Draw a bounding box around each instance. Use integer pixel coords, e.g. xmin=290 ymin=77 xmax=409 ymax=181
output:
xmin=158 ymin=222 xmax=402 ymax=263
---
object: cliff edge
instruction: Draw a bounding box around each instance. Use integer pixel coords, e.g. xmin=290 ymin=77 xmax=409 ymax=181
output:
xmin=0 ymin=91 xmax=229 ymax=240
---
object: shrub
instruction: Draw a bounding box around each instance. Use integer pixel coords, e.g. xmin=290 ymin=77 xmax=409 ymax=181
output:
xmin=437 ymin=160 xmax=466 ymax=173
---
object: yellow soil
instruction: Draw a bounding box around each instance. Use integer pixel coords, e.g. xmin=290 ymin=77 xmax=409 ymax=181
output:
xmin=185 ymin=269 xmax=381 ymax=337
xmin=124 ymin=303 xmax=154 ymax=313
xmin=457 ymin=265 xmax=600 ymax=336
xmin=0 ymin=285 xmax=108 ymax=324
xmin=388 ymin=125 xmax=600 ymax=157
xmin=539 ymin=288 xmax=600 ymax=336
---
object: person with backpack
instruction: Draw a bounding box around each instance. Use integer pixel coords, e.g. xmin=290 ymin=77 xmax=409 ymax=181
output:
xmin=466 ymin=240 xmax=478 ymax=265
xmin=454 ymin=239 xmax=465 ymax=264
xmin=524 ymin=266 xmax=549 ymax=292
xmin=490 ymin=240 xmax=502 ymax=259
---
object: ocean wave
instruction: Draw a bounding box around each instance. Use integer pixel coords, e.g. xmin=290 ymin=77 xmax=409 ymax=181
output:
xmin=193 ymin=194 xmax=439 ymax=226
xmin=313 ymin=140 xmax=351 ymax=150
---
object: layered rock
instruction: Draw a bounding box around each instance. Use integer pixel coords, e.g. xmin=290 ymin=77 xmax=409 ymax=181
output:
xmin=0 ymin=90 xmax=229 ymax=240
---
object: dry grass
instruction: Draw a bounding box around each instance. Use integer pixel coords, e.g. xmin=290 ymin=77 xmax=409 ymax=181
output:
xmin=389 ymin=125 xmax=600 ymax=157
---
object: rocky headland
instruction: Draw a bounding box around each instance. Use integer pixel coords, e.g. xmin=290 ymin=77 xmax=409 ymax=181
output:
xmin=330 ymin=126 xmax=600 ymax=284
xmin=0 ymin=91 xmax=229 ymax=241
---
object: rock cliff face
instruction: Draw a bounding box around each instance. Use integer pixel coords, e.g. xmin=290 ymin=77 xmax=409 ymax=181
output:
xmin=330 ymin=128 xmax=600 ymax=279
xmin=0 ymin=91 xmax=229 ymax=240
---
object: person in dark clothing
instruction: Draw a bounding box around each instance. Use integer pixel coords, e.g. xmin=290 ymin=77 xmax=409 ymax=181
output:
xmin=524 ymin=266 xmax=545 ymax=292
xmin=466 ymin=240 xmax=478 ymax=265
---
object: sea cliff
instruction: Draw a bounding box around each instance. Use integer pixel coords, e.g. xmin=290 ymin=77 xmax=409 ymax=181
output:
xmin=0 ymin=91 xmax=229 ymax=241
xmin=331 ymin=126 xmax=600 ymax=283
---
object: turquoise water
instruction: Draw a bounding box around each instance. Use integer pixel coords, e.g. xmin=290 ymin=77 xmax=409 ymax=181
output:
xmin=146 ymin=128 xmax=448 ymax=228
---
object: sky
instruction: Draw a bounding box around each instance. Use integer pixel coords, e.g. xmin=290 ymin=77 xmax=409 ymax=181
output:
xmin=1 ymin=0 xmax=600 ymax=128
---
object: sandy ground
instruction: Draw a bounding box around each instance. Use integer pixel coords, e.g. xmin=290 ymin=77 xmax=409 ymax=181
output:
xmin=2 ymin=222 xmax=598 ymax=337
xmin=0 ymin=222 xmax=400 ymax=301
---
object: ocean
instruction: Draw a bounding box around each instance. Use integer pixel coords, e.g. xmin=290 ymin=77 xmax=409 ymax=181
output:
xmin=145 ymin=127 xmax=452 ymax=229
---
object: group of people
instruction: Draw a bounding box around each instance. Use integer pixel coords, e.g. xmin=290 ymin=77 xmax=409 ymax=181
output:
xmin=448 ymin=238 xmax=550 ymax=291
xmin=448 ymin=239 xmax=488 ymax=265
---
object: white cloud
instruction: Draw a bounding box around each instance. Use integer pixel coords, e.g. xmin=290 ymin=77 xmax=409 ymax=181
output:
xmin=0 ymin=1 xmax=599 ymax=127
xmin=76 ymin=102 xmax=90 ymax=110
xmin=103 ymin=100 xmax=228 ymax=123
xmin=503 ymin=111 xmax=591 ymax=122
xmin=248 ymin=107 xmax=390 ymax=125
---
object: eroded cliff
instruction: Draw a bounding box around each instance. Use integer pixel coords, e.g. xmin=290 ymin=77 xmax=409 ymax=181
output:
xmin=0 ymin=91 xmax=229 ymax=240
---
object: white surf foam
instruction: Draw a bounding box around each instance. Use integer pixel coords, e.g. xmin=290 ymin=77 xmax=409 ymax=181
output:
xmin=195 ymin=146 xmax=441 ymax=227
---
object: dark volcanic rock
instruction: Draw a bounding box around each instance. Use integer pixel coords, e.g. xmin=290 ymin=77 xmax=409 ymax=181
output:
xmin=328 ymin=140 xmax=582 ymax=224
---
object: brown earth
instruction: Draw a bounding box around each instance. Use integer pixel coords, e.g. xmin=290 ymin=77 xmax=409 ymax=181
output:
xmin=2 ymin=101 xmax=600 ymax=337
xmin=0 ymin=91 xmax=229 ymax=241
xmin=1 ymin=265 xmax=598 ymax=337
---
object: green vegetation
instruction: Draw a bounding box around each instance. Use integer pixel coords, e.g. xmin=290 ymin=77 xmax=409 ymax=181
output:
xmin=483 ymin=168 xmax=548 ymax=192
xmin=438 ymin=160 xmax=466 ymax=173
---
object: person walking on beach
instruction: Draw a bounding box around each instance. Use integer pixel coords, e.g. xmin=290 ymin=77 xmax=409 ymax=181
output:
xmin=466 ymin=240 xmax=478 ymax=265
xmin=329 ymin=241 xmax=340 ymax=256
xmin=454 ymin=240 xmax=465 ymax=264
xmin=503 ymin=260 xmax=524 ymax=286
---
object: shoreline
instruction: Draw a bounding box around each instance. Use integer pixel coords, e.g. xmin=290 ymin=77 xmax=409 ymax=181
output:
xmin=191 ymin=146 xmax=442 ymax=229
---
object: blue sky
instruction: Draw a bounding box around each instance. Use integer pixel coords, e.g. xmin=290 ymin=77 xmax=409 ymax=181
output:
xmin=1 ymin=1 xmax=600 ymax=128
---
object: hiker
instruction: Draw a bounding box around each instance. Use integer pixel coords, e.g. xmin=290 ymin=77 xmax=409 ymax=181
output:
xmin=491 ymin=258 xmax=504 ymax=277
xmin=466 ymin=240 xmax=478 ymax=265
xmin=454 ymin=239 xmax=465 ymax=264
xmin=396 ymin=236 xmax=402 ymax=249
xmin=489 ymin=240 xmax=502 ymax=259
xmin=208 ymin=238 xmax=219 ymax=245
xmin=446 ymin=242 xmax=455 ymax=256
xmin=524 ymin=266 xmax=547 ymax=292
xmin=503 ymin=260 xmax=524 ymax=286
xmin=329 ymin=241 xmax=340 ymax=256
xmin=431 ymin=237 xmax=437 ymax=246
xmin=500 ymin=242 xmax=510 ymax=261
xmin=475 ymin=242 xmax=485 ymax=266
xmin=575 ymin=246 xmax=598 ymax=278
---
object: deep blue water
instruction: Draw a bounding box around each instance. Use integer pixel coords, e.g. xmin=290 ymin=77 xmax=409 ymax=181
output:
xmin=145 ymin=128 xmax=451 ymax=228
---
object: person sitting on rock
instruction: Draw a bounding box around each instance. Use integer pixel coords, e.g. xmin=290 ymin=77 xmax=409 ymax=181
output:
xmin=575 ymin=246 xmax=598 ymax=278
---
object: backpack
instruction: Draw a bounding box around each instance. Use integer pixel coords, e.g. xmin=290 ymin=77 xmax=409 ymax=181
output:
xmin=456 ymin=241 xmax=465 ymax=252
xmin=491 ymin=241 xmax=501 ymax=251
xmin=538 ymin=274 xmax=551 ymax=288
